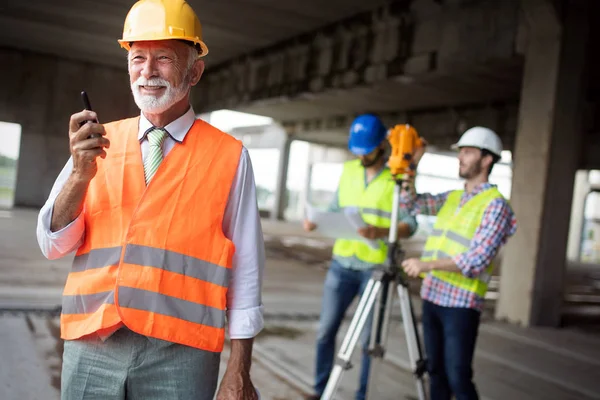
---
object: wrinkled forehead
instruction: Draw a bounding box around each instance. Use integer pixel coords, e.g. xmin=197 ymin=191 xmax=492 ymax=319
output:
xmin=129 ymin=40 xmax=188 ymax=55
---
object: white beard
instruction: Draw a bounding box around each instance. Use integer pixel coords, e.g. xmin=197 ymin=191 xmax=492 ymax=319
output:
xmin=131 ymin=76 xmax=189 ymax=114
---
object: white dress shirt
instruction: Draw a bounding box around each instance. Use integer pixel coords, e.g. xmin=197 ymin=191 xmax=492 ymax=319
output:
xmin=36 ymin=106 xmax=265 ymax=339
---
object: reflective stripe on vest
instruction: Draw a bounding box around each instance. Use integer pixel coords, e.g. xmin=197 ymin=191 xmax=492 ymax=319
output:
xmin=332 ymin=160 xmax=394 ymax=265
xmin=62 ymin=245 xmax=230 ymax=328
xmin=359 ymin=208 xmax=392 ymax=219
xmin=421 ymin=187 xmax=504 ymax=298
xmin=60 ymin=117 xmax=242 ymax=353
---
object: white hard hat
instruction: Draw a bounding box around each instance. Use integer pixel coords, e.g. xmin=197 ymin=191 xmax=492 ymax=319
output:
xmin=451 ymin=126 xmax=503 ymax=157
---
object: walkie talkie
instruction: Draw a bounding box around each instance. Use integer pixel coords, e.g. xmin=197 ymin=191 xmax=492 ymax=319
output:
xmin=80 ymin=90 xmax=101 ymax=138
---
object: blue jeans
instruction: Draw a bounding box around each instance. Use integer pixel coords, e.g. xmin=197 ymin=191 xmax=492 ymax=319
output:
xmin=314 ymin=260 xmax=374 ymax=400
xmin=422 ymin=300 xmax=481 ymax=400
xmin=61 ymin=327 xmax=221 ymax=399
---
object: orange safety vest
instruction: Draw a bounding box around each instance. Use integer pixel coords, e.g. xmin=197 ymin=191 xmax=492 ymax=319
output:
xmin=60 ymin=116 xmax=242 ymax=353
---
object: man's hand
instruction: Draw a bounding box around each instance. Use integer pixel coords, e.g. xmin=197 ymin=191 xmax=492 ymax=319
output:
xmin=216 ymin=370 xmax=258 ymax=400
xmin=357 ymin=225 xmax=386 ymax=240
xmin=217 ymin=338 xmax=257 ymax=400
xmin=401 ymin=258 xmax=431 ymax=277
xmin=50 ymin=111 xmax=108 ymax=232
xmin=69 ymin=110 xmax=109 ymax=183
xmin=401 ymin=176 xmax=416 ymax=194
xmin=303 ymin=219 xmax=317 ymax=232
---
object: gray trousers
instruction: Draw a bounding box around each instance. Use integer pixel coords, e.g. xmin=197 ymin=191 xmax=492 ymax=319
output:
xmin=61 ymin=327 xmax=221 ymax=400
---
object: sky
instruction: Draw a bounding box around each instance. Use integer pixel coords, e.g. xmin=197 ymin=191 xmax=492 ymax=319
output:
xmin=0 ymin=122 xmax=21 ymax=159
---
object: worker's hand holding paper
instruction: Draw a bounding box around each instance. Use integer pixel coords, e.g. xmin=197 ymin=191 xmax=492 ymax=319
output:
xmin=305 ymin=205 xmax=382 ymax=249
xmin=344 ymin=207 xmax=382 ymax=249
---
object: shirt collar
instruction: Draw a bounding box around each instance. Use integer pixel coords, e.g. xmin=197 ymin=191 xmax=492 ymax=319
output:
xmin=138 ymin=106 xmax=196 ymax=143
xmin=463 ymin=182 xmax=495 ymax=195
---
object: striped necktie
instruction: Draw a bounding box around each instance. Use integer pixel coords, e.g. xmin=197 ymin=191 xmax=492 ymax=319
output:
xmin=143 ymin=127 xmax=167 ymax=185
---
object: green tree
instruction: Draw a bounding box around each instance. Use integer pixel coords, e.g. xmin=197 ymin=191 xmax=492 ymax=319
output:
xmin=0 ymin=155 xmax=16 ymax=168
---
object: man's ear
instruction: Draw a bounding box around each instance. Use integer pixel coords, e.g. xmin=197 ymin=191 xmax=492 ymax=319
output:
xmin=481 ymin=153 xmax=493 ymax=170
xmin=190 ymin=59 xmax=205 ymax=86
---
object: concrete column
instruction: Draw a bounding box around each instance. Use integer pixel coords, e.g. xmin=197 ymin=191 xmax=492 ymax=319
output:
xmin=495 ymin=0 xmax=590 ymax=327
xmin=300 ymin=162 xmax=313 ymax=216
xmin=566 ymin=170 xmax=590 ymax=262
xmin=271 ymin=136 xmax=292 ymax=220
xmin=0 ymin=48 xmax=137 ymax=208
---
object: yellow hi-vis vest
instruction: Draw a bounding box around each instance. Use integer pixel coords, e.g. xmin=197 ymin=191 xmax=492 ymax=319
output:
xmin=332 ymin=159 xmax=394 ymax=265
xmin=421 ymin=187 xmax=504 ymax=297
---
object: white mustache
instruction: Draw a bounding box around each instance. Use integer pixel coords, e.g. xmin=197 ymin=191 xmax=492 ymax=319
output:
xmin=133 ymin=77 xmax=170 ymax=89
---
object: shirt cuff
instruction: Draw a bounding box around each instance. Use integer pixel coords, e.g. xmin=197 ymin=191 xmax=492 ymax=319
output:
xmin=401 ymin=216 xmax=418 ymax=236
xmin=453 ymin=253 xmax=474 ymax=278
xmin=452 ymin=253 xmax=479 ymax=279
xmin=45 ymin=205 xmax=84 ymax=236
xmin=227 ymin=305 xmax=264 ymax=339
xmin=39 ymin=204 xmax=85 ymax=258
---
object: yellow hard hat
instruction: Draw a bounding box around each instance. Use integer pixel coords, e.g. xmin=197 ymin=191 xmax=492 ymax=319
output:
xmin=118 ymin=0 xmax=209 ymax=58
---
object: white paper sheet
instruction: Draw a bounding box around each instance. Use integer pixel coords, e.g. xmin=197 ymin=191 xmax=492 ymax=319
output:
xmin=306 ymin=204 xmax=382 ymax=249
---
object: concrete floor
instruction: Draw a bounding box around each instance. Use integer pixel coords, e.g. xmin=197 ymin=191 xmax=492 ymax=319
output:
xmin=1 ymin=208 xmax=600 ymax=399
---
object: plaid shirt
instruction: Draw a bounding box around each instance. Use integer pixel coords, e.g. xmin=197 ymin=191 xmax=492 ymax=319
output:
xmin=400 ymin=182 xmax=517 ymax=311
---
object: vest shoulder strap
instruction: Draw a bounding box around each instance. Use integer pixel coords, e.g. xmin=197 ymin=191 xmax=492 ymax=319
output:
xmin=338 ymin=160 xmax=362 ymax=193
xmin=104 ymin=116 xmax=140 ymax=133
xmin=437 ymin=189 xmax=463 ymax=215
xmin=463 ymin=186 xmax=504 ymax=210
xmin=342 ymin=159 xmax=362 ymax=176
xmin=446 ymin=190 xmax=463 ymax=205
xmin=188 ymin=121 xmax=243 ymax=174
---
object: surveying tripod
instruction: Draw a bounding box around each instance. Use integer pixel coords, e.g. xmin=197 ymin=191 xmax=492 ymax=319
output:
xmin=321 ymin=124 xmax=428 ymax=400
